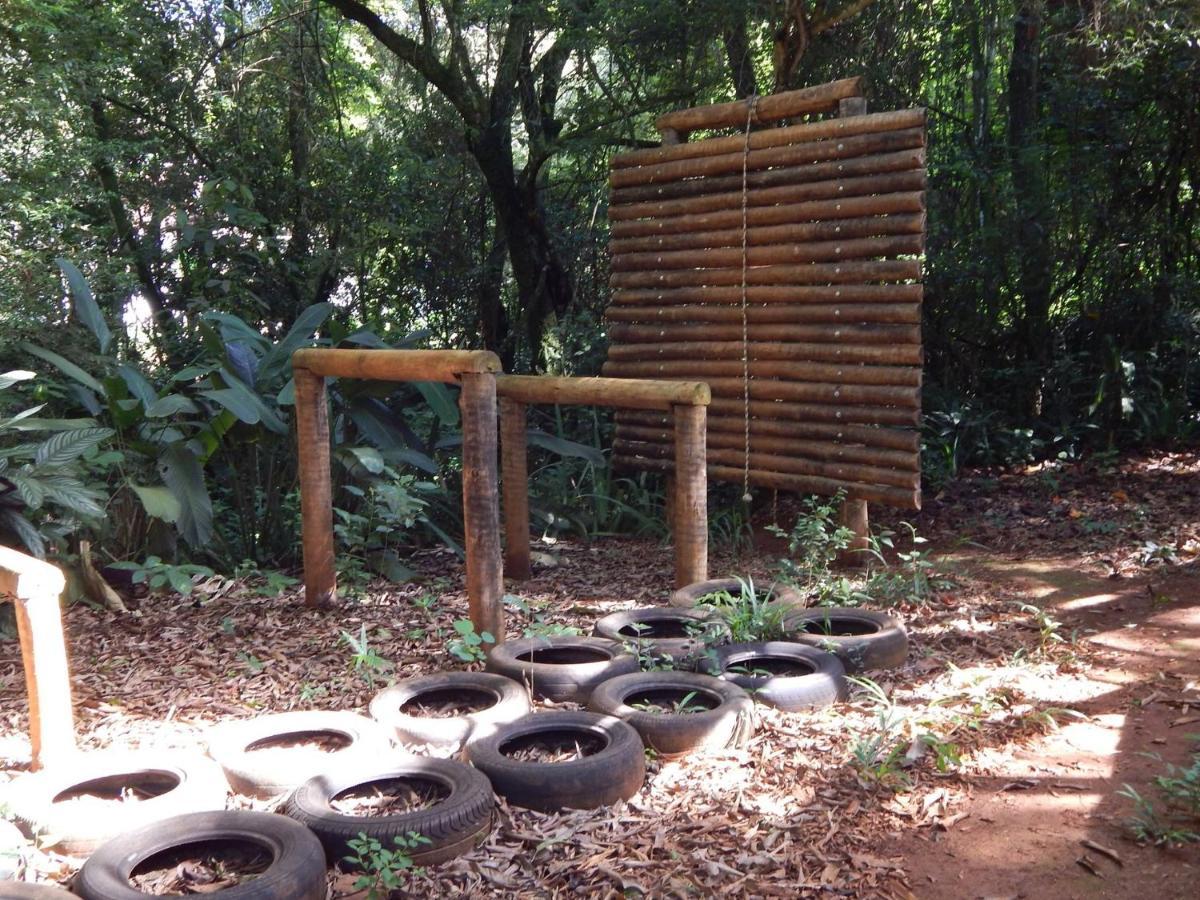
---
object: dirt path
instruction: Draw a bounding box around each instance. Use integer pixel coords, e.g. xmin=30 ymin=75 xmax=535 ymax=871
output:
xmin=883 ymin=560 xmax=1200 ymax=899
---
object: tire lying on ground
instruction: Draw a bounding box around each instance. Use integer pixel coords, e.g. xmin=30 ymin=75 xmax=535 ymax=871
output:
xmin=670 ymin=577 xmax=804 ymax=610
xmin=283 ymin=758 xmax=494 ymax=867
xmin=206 ymin=711 xmax=395 ymax=798
xmin=369 ymin=672 xmax=531 ymax=753
xmin=780 ymin=606 xmax=908 ymax=673
xmin=697 ymin=642 xmax=848 ymax=711
xmin=484 ymin=636 xmax=638 ymax=703
xmin=467 ymin=711 xmax=645 ymax=811
xmin=72 ymin=810 xmax=327 ymax=900
xmin=0 ymin=883 xmax=76 ymax=898
xmin=8 ymin=751 xmax=228 ymax=855
xmin=587 ymin=671 xmax=753 ymax=758
xmin=592 ymin=607 xmax=731 ymax=665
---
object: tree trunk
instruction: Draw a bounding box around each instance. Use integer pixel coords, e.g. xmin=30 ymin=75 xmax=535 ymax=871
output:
xmin=1007 ymin=0 xmax=1053 ymax=419
xmin=724 ymin=16 xmax=759 ymax=99
xmin=469 ymin=123 xmax=572 ymax=369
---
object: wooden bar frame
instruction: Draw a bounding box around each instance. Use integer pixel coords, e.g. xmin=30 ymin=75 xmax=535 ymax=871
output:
xmin=0 ymin=546 xmax=74 ymax=769
xmin=494 ymin=375 xmax=710 ymax=589
xmin=292 ymin=349 xmax=505 ymax=639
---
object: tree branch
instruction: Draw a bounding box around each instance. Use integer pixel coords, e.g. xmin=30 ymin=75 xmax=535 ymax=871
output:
xmin=322 ymin=0 xmax=481 ymax=123
xmin=811 ymin=0 xmax=879 ymax=36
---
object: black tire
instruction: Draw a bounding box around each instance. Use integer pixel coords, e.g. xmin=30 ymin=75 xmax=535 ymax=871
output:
xmin=369 ymin=672 xmax=531 ymax=752
xmin=73 ymin=810 xmax=326 ymax=900
xmin=587 ymin=671 xmax=753 ymax=758
xmin=592 ymin=607 xmax=731 ymax=665
xmin=670 ymin=577 xmax=804 ymax=610
xmin=0 ymin=884 xmax=75 ymax=898
xmin=466 ymin=711 xmax=645 ymax=812
xmin=283 ymin=758 xmax=494 ymax=867
xmin=697 ymin=642 xmax=848 ymax=711
xmin=484 ymin=637 xmax=638 ymax=703
xmin=206 ymin=711 xmax=395 ymax=798
xmin=780 ymin=606 xmax=908 ymax=673
xmin=7 ymin=751 xmax=228 ymax=855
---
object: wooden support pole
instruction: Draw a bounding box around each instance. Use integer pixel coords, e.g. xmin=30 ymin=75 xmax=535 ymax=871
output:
xmin=1 ymin=547 xmax=74 ymax=769
xmin=295 ymin=367 xmax=336 ymax=608
xmin=838 ymin=498 xmax=871 ymax=567
xmin=499 ymin=397 xmax=531 ymax=581
xmin=460 ymin=373 xmax=505 ymax=641
xmin=672 ymin=403 xmax=708 ymax=588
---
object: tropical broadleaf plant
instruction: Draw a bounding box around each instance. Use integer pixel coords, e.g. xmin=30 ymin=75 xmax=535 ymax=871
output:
xmin=0 ymin=370 xmax=112 ymax=556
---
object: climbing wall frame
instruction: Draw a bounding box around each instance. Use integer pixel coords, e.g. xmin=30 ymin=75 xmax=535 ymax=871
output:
xmin=602 ymin=77 xmax=925 ymax=509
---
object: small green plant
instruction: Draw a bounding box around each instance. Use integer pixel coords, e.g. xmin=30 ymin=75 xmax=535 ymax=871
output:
xmin=618 ymin=621 xmax=675 ymax=671
xmin=107 ymin=556 xmax=215 ymax=596
xmin=344 ymin=831 xmax=431 ymax=898
xmin=847 ymin=676 xmax=911 ymax=791
xmin=919 ymin=734 xmax=962 ymax=773
xmin=1014 ymin=602 xmax=1065 ymax=656
xmin=862 ymin=522 xmax=954 ymax=605
xmin=631 ymin=690 xmax=708 ymax=715
xmin=340 ymin=624 xmax=392 ymax=688
xmin=768 ymin=492 xmax=854 ymax=593
xmin=1118 ymin=741 xmax=1200 ymax=845
xmin=448 ymin=618 xmax=495 ymax=663
xmin=410 ymin=592 xmax=439 ymax=613
xmin=503 ymin=594 xmax=580 ymax=640
xmin=698 ymin=576 xmax=787 ymax=643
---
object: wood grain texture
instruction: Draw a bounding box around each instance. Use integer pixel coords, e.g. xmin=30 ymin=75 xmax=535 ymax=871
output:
xmin=672 ymin=404 xmax=708 ymax=588
xmin=499 ymin=398 xmax=531 ymax=581
xmin=460 ymin=373 xmax=505 ymax=641
xmin=294 ymin=368 xmax=336 ymax=609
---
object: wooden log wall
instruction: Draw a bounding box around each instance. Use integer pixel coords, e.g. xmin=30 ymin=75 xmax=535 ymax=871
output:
xmin=603 ymin=80 xmax=925 ymax=509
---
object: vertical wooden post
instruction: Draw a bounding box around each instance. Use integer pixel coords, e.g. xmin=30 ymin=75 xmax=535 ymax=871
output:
xmin=499 ymin=397 xmax=531 ymax=580
xmin=460 ymin=373 xmax=505 ymax=642
xmin=838 ymin=498 xmax=871 ymax=567
xmin=672 ymin=403 xmax=708 ymax=588
xmin=2 ymin=548 xmax=74 ymax=769
xmin=295 ymin=367 xmax=336 ymax=608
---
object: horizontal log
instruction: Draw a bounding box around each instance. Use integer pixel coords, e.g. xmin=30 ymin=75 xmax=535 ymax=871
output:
xmin=611 ymin=234 xmax=924 ymax=273
xmin=610 ymin=454 xmax=920 ymax=508
xmin=607 ymin=339 xmax=921 ymax=366
xmin=614 ymin=144 xmax=921 ymax=207
xmin=609 ymin=259 xmax=921 ymax=290
xmin=706 ymin=395 xmax=920 ymax=426
xmin=612 ymin=439 xmax=917 ymax=488
xmin=610 ymin=166 xmax=925 ymax=229
xmin=613 ymin=127 xmax=925 ymax=192
xmin=493 ymin=375 xmax=708 ymax=410
xmin=605 ymin=304 xmax=922 ymax=326
xmin=292 ymin=349 xmax=500 ymax=382
xmin=601 ymin=358 xmax=920 ymax=387
xmin=697 ymin=377 xmax=918 ymax=408
xmin=653 ymin=78 xmax=864 ymax=133
xmin=610 ymin=283 xmax=923 ymax=307
xmin=608 ymin=322 xmax=920 ymax=345
xmin=615 ymin=108 xmax=927 ymax=170
xmin=614 ymin=424 xmax=918 ymax=470
xmin=616 ymin=410 xmax=920 ymax=452
xmin=610 ymin=211 xmax=926 ymax=255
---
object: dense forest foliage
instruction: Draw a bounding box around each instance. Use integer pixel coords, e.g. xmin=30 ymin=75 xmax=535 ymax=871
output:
xmin=0 ymin=1 xmax=1196 ymax=587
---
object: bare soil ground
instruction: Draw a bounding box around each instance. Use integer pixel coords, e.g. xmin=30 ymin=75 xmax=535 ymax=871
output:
xmin=2 ymin=451 xmax=1198 ymax=898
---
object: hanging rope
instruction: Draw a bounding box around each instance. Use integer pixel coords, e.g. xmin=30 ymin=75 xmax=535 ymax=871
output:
xmin=740 ymin=94 xmax=759 ymax=504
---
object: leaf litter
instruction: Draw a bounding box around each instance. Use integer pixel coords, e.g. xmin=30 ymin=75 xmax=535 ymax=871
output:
xmin=0 ymin=451 xmax=1198 ymax=896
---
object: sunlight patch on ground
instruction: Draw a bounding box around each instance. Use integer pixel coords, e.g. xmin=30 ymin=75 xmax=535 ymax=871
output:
xmin=1058 ymin=592 xmax=1120 ymax=611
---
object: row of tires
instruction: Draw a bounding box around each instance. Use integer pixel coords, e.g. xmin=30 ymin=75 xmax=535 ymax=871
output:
xmin=3 ymin=601 xmax=908 ymax=897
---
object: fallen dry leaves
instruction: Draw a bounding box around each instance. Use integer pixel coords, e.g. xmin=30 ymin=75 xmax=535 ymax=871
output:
xmin=1 ymin=451 xmax=1197 ymax=897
